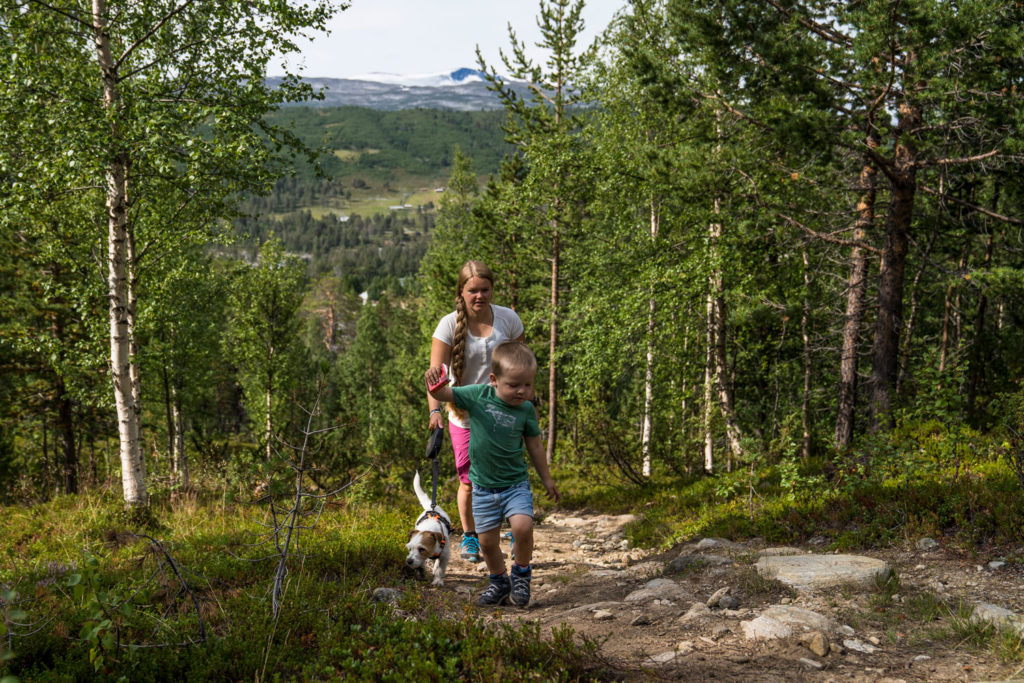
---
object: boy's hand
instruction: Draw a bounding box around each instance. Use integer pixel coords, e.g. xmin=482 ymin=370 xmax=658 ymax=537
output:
xmin=424 ymin=365 xmax=444 ymax=388
xmin=541 ymin=477 xmax=561 ymax=504
xmin=425 ymin=366 xmax=455 ymax=403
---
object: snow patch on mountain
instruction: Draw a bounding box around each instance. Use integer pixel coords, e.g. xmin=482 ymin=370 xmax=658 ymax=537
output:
xmin=346 ymin=68 xmax=487 ymax=87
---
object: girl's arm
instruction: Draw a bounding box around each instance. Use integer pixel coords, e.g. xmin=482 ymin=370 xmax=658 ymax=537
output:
xmin=428 ymin=337 xmax=452 ymax=429
xmin=524 ymin=435 xmax=560 ymax=503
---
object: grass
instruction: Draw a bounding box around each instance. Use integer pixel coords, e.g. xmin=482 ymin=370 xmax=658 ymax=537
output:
xmin=0 ymin=490 xmax=606 ymax=682
xmin=6 ymin=425 xmax=1024 ymax=679
xmin=553 ymin=448 xmax=1024 ymax=553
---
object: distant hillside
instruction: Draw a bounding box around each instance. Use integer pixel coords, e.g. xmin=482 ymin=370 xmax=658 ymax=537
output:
xmin=233 ymin=105 xmax=513 ymax=288
xmin=267 ymin=106 xmax=511 ymax=182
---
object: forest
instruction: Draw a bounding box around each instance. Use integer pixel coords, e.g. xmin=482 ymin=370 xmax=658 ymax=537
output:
xmin=2 ymin=0 xmax=1024 ymax=680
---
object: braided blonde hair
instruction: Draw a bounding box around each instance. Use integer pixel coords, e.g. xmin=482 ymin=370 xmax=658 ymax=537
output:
xmin=448 ymin=261 xmax=494 ymax=418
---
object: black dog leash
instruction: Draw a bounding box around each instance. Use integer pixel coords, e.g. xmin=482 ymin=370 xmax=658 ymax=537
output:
xmin=425 ymin=426 xmax=444 ymax=509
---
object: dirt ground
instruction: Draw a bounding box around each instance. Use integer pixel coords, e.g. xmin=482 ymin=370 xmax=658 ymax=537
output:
xmin=427 ymin=512 xmax=1024 ymax=682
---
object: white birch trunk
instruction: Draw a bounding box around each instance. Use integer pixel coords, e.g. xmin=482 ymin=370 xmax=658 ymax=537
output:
xmin=171 ymin=382 xmax=188 ymax=489
xmin=546 ymin=223 xmax=559 ymax=465
xmin=702 ymin=291 xmax=715 ymax=474
xmin=94 ymin=0 xmax=146 ymax=505
xmin=709 ymin=206 xmax=744 ymax=461
xmin=801 ymin=250 xmax=812 ymax=460
xmin=641 ymin=201 xmax=659 ymax=478
xmin=265 ymin=385 xmax=273 ymax=461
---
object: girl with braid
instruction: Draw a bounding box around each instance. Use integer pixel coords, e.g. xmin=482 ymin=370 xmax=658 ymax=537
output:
xmin=428 ymin=261 xmax=525 ymax=563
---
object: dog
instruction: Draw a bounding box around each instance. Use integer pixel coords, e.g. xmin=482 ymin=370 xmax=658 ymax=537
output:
xmin=405 ymin=471 xmax=452 ymax=586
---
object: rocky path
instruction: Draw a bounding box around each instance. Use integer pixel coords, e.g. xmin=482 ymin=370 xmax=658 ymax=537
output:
xmin=435 ymin=512 xmax=1024 ymax=681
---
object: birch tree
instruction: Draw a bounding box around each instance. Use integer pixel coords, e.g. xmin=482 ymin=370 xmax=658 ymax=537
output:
xmin=1 ymin=0 xmax=343 ymax=505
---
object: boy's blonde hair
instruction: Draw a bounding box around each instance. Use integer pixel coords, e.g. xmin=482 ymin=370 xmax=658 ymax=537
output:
xmin=491 ymin=341 xmax=537 ymax=378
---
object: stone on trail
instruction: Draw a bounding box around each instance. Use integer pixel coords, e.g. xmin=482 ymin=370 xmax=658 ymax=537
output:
xmin=971 ymin=602 xmax=1024 ymax=634
xmin=564 ymin=601 xmax=624 ymax=615
xmin=718 ymin=595 xmax=741 ymax=610
xmin=705 ymin=586 xmax=732 ymax=608
xmin=649 ymin=651 xmax=678 ymax=664
xmin=755 ymin=553 xmax=891 ymax=591
xmin=741 ymin=614 xmax=793 ymax=640
xmin=800 ymin=630 xmax=830 ymax=657
xmin=799 ymin=657 xmax=824 ymax=670
xmin=761 ymin=605 xmax=837 ymax=635
xmin=695 ymin=537 xmax=743 ymax=551
xmin=625 ymin=577 xmax=689 ymax=603
xmin=843 ymin=638 xmax=878 ymax=654
xmin=679 ymin=602 xmax=712 ymax=625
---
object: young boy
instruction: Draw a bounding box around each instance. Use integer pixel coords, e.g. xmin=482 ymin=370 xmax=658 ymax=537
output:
xmin=424 ymin=341 xmax=560 ymax=607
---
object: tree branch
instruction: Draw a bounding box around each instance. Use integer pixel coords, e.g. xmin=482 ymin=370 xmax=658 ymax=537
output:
xmin=115 ymin=0 xmax=198 ymax=72
xmin=919 ymin=184 xmax=1024 ymax=225
xmin=778 ymin=213 xmax=882 ymax=254
xmin=914 ymin=149 xmax=1000 ymax=168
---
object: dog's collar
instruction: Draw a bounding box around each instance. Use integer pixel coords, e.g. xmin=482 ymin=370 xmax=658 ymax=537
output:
xmin=416 ymin=508 xmax=452 ymax=557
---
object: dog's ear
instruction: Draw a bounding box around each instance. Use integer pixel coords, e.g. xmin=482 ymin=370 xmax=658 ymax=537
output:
xmin=408 ymin=529 xmax=418 ymax=541
xmin=423 ymin=531 xmax=441 ymax=549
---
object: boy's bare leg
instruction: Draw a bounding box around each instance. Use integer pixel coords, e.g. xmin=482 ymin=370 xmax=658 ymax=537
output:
xmin=477 ymin=528 xmax=505 ymax=575
xmin=508 ymin=514 xmax=534 ymax=566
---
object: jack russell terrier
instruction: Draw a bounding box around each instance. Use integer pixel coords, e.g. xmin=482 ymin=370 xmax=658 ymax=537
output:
xmin=405 ymin=471 xmax=452 ymax=586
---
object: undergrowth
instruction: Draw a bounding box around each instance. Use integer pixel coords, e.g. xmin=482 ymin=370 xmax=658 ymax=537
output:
xmin=4 ymin=419 xmax=1024 ymax=679
xmin=557 ymin=420 xmax=1024 ymax=553
xmin=0 ymin=490 xmax=606 ymax=682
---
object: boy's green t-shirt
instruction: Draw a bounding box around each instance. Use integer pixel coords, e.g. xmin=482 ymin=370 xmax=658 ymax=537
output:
xmin=451 ymin=384 xmax=541 ymax=489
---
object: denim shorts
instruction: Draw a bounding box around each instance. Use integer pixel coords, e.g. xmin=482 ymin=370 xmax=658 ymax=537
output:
xmin=471 ymin=479 xmax=533 ymax=533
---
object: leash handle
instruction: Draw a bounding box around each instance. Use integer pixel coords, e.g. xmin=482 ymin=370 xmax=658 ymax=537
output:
xmin=426 ymin=426 xmax=444 ymax=460
xmin=426 ymin=426 xmax=444 ymax=508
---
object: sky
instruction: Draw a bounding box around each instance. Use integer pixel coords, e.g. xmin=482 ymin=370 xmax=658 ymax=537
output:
xmin=272 ymin=0 xmax=627 ymax=79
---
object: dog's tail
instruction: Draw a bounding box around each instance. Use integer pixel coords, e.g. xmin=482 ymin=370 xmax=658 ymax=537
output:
xmin=413 ymin=470 xmax=432 ymax=510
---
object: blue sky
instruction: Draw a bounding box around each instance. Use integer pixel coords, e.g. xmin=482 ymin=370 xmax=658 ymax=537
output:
xmin=273 ymin=0 xmax=627 ymax=78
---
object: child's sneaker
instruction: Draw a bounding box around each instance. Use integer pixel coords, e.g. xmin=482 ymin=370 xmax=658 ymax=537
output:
xmin=509 ymin=565 xmax=531 ymax=607
xmin=459 ymin=532 xmax=481 ymax=563
xmin=477 ymin=573 xmax=511 ymax=606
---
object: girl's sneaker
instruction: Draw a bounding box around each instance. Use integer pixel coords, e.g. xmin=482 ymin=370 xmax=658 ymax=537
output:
xmin=459 ymin=532 xmax=481 ymax=563
xmin=509 ymin=565 xmax=531 ymax=607
xmin=477 ymin=574 xmax=511 ymax=606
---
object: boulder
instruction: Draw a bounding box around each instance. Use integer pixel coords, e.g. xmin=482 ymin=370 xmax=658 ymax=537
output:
xmin=971 ymin=603 xmax=1024 ymax=634
xmin=755 ymin=554 xmax=891 ymax=592
xmin=741 ymin=615 xmax=793 ymax=640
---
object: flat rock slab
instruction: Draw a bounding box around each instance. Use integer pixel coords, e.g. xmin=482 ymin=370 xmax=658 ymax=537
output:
xmin=755 ymin=554 xmax=891 ymax=592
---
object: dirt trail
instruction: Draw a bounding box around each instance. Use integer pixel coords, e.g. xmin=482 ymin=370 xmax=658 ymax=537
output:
xmin=436 ymin=512 xmax=1024 ymax=681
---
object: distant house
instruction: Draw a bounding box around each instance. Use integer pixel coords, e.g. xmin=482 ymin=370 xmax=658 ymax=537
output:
xmin=337 ymin=215 xmax=350 ymax=222
xmin=435 ymin=187 xmax=445 ymax=192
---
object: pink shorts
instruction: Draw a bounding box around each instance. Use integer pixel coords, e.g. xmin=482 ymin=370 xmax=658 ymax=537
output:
xmin=449 ymin=423 xmax=471 ymax=484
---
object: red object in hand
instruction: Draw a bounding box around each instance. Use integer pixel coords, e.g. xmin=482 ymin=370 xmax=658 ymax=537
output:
xmin=428 ymin=363 xmax=450 ymax=392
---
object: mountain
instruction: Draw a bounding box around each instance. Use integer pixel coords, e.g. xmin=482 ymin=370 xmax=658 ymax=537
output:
xmin=270 ymin=69 xmax=529 ymax=111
